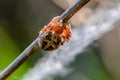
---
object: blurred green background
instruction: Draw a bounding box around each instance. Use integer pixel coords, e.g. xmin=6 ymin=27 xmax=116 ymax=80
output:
xmin=0 ymin=0 xmax=111 ymax=80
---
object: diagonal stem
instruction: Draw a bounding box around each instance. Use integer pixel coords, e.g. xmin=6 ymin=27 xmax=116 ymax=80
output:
xmin=0 ymin=0 xmax=90 ymax=80
xmin=61 ymin=0 xmax=90 ymax=23
xmin=0 ymin=38 xmax=40 ymax=80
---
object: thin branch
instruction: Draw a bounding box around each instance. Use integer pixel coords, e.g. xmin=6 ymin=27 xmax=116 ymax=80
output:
xmin=0 ymin=38 xmax=40 ymax=80
xmin=61 ymin=0 xmax=90 ymax=23
xmin=0 ymin=0 xmax=90 ymax=80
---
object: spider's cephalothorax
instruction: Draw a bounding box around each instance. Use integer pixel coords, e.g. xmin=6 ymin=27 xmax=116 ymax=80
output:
xmin=39 ymin=16 xmax=72 ymax=51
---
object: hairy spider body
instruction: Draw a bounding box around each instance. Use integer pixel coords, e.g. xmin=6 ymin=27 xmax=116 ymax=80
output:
xmin=39 ymin=16 xmax=72 ymax=51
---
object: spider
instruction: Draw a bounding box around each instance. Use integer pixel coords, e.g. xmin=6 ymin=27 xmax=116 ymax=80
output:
xmin=38 ymin=16 xmax=72 ymax=51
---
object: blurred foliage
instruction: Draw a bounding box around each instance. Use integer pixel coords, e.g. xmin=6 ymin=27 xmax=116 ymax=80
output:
xmin=54 ymin=46 xmax=110 ymax=80
xmin=0 ymin=26 xmax=29 ymax=80
xmin=69 ymin=47 xmax=110 ymax=80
